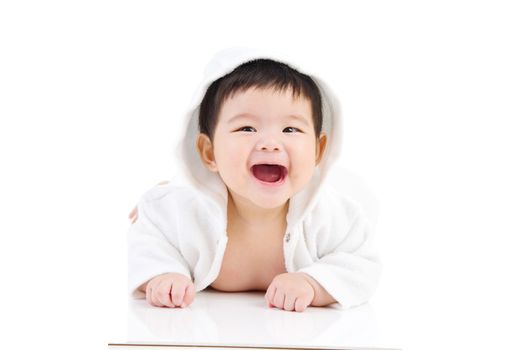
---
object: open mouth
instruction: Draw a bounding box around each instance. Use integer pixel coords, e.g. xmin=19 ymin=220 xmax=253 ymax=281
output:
xmin=250 ymin=164 xmax=288 ymax=184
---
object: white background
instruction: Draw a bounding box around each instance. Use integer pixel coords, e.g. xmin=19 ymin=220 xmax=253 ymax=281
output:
xmin=1 ymin=1 xmax=527 ymax=349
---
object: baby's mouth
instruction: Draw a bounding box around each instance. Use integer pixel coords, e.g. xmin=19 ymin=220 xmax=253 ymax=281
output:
xmin=251 ymin=164 xmax=288 ymax=183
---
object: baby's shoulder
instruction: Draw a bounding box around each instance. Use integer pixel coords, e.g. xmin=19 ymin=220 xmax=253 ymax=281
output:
xmin=312 ymin=185 xmax=365 ymax=220
xmin=139 ymin=184 xmax=211 ymax=224
xmin=141 ymin=183 xmax=199 ymax=205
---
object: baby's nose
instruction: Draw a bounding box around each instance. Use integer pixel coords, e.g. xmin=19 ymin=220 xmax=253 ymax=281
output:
xmin=256 ymin=138 xmax=282 ymax=152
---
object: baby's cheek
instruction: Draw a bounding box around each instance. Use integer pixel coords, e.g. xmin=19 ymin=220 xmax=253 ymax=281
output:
xmin=291 ymin=159 xmax=316 ymax=186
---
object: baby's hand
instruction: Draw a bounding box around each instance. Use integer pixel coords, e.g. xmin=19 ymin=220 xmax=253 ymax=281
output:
xmin=265 ymin=272 xmax=315 ymax=312
xmin=145 ymin=272 xmax=195 ymax=308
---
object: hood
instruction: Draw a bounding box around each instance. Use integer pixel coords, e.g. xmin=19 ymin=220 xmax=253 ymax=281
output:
xmin=171 ymin=47 xmax=343 ymax=227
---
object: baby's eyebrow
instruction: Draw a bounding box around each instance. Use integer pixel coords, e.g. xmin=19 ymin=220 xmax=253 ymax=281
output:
xmin=287 ymin=114 xmax=310 ymax=127
xmin=227 ymin=113 xmax=310 ymax=126
xmin=227 ymin=113 xmax=258 ymax=124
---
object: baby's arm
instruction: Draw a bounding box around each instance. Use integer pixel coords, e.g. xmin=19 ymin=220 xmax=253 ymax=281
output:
xmin=128 ymin=188 xmax=195 ymax=308
xmin=296 ymin=201 xmax=381 ymax=309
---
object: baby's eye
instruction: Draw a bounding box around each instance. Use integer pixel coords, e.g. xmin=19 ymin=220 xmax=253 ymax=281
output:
xmin=283 ymin=127 xmax=302 ymax=133
xmin=237 ymin=126 xmax=256 ymax=132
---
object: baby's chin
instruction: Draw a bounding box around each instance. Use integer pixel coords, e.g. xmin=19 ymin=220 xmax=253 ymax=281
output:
xmin=226 ymin=186 xmax=291 ymax=211
xmin=246 ymin=183 xmax=293 ymax=209
xmin=240 ymin=190 xmax=290 ymax=209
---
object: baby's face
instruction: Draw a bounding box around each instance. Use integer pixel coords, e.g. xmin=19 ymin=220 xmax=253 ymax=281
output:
xmin=205 ymin=86 xmax=326 ymax=209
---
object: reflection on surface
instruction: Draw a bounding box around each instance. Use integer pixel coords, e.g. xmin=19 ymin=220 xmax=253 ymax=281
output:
xmin=127 ymin=289 xmax=381 ymax=348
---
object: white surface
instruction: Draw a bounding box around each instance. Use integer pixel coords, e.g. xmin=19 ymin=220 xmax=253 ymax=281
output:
xmin=112 ymin=289 xmax=395 ymax=349
xmin=1 ymin=1 xmax=527 ymax=350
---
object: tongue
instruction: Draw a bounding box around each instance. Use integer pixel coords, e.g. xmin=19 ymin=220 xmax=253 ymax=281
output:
xmin=252 ymin=164 xmax=283 ymax=182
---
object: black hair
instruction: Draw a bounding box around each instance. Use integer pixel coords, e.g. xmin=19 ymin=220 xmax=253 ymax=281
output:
xmin=198 ymin=58 xmax=323 ymax=141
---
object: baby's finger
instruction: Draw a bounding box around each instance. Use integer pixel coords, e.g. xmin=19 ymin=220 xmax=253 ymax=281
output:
xmin=147 ymin=282 xmax=163 ymax=307
xmin=158 ymin=282 xmax=176 ymax=307
xmin=153 ymin=282 xmax=173 ymax=308
xmin=294 ymin=297 xmax=309 ymax=312
xmin=181 ymin=283 xmax=196 ymax=308
xmin=265 ymin=285 xmax=276 ymax=308
xmin=273 ymin=290 xmax=286 ymax=309
xmin=283 ymin=294 xmax=297 ymax=312
xmin=170 ymin=282 xmax=186 ymax=307
xmin=145 ymin=282 xmax=152 ymax=305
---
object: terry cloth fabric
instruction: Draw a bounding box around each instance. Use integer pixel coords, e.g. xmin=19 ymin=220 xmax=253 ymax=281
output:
xmin=127 ymin=47 xmax=382 ymax=309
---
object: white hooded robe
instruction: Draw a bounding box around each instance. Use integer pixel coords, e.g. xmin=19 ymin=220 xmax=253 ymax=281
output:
xmin=128 ymin=47 xmax=382 ymax=309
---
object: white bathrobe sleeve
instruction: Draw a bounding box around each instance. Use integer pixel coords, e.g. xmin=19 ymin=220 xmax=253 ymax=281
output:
xmin=297 ymin=200 xmax=382 ymax=309
xmin=127 ymin=195 xmax=192 ymax=299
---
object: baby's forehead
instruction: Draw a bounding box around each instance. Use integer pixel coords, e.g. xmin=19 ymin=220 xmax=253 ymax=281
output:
xmin=218 ymin=87 xmax=313 ymax=122
xmin=226 ymin=85 xmax=311 ymax=102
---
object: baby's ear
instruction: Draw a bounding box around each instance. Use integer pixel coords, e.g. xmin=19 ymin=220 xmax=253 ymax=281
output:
xmin=315 ymin=132 xmax=327 ymax=165
xmin=196 ymin=133 xmax=218 ymax=172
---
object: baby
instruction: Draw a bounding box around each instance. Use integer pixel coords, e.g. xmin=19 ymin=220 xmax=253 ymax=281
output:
xmin=128 ymin=47 xmax=381 ymax=312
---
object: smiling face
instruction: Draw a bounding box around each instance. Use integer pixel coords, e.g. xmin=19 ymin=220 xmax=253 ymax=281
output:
xmin=196 ymin=86 xmax=327 ymax=210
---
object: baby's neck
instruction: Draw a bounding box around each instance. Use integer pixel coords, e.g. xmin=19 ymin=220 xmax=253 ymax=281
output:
xmin=227 ymin=191 xmax=289 ymax=227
